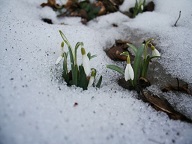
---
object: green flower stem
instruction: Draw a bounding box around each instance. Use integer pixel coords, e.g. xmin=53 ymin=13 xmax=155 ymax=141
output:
xmin=75 ymin=42 xmax=84 ymax=65
xmin=96 ymin=76 xmax=102 ymax=88
xmin=59 ymin=30 xmax=75 ymax=66
xmin=141 ymin=59 xmax=149 ymax=78
xmin=143 ymin=38 xmax=153 ymax=60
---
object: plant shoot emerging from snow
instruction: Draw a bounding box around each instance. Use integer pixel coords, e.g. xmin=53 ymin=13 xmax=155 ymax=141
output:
xmin=56 ymin=30 xmax=102 ymax=90
xmin=107 ymin=38 xmax=160 ymax=90
xmin=132 ymin=0 xmax=146 ymax=18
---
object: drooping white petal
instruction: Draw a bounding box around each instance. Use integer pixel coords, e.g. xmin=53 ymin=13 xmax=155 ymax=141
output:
xmin=124 ymin=64 xmax=134 ymax=81
xmin=82 ymin=55 xmax=90 ymax=76
xmin=55 ymin=56 xmax=63 ymax=65
xmin=128 ymin=64 xmax=134 ymax=80
xmin=152 ymin=49 xmax=161 ymax=57
xmin=124 ymin=64 xmax=129 ymax=81
xmin=88 ymin=76 xmax=94 ymax=87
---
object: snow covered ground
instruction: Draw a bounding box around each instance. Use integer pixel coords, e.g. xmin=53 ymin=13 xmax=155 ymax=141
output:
xmin=0 ymin=0 xmax=192 ymax=144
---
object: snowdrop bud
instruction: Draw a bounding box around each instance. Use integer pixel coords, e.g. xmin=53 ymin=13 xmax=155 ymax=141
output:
xmin=81 ymin=47 xmax=86 ymax=55
xmin=124 ymin=55 xmax=134 ymax=81
xmin=88 ymin=69 xmax=96 ymax=87
xmin=55 ymin=44 xmax=65 ymax=65
xmin=90 ymin=68 xmax=96 ymax=77
xmin=81 ymin=48 xmax=90 ymax=76
xmin=61 ymin=41 xmax=64 ymax=48
xmin=151 ymin=46 xmax=161 ymax=57
xmin=55 ymin=56 xmax=63 ymax=65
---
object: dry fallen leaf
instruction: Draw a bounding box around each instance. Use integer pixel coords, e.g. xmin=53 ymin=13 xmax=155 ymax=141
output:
xmin=41 ymin=0 xmax=61 ymax=9
xmin=162 ymin=84 xmax=191 ymax=96
xmin=143 ymin=1 xmax=155 ymax=12
xmin=105 ymin=40 xmax=133 ymax=61
xmin=140 ymin=89 xmax=192 ymax=123
xmin=95 ymin=1 xmax=106 ymax=15
xmin=100 ymin=0 xmax=118 ymax=13
xmin=106 ymin=46 xmax=127 ymax=61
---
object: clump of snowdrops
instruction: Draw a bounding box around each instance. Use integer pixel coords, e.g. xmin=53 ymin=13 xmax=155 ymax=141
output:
xmin=107 ymin=38 xmax=160 ymax=90
xmin=132 ymin=0 xmax=146 ymax=18
xmin=56 ymin=30 xmax=102 ymax=90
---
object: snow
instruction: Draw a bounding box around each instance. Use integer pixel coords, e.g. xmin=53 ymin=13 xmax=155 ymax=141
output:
xmin=0 ymin=0 xmax=192 ymax=144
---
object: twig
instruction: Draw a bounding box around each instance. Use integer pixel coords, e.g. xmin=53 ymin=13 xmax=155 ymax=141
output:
xmin=174 ymin=11 xmax=181 ymax=27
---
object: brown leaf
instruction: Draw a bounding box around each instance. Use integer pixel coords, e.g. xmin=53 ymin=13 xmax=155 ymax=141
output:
xmin=115 ymin=39 xmax=131 ymax=46
xmin=65 ymin=0 xmax=78 ymax=10
xmin=162 ymin=84 xmax=191 ymax=95
xmin=162 ymin=79 xmax=192 ymax=96
xmin=95 ymin=1 xmax=106 ymax=15
xmin=144 ymin=1 xmax=155 ymax=12
xmin=106 ymin=46 xmax=127 ymax=61
xmin=105 ymin=40 xmax=133 ymax=61
xmin=99 ymin=0 xmax=118 ymax=13
xmin=110 ymin=0 xmax=124 ymax=5
xmin=140 ymin=89 xmax=192 ymax=123
xmin=41 ymin=0 xmax=61 ymax=9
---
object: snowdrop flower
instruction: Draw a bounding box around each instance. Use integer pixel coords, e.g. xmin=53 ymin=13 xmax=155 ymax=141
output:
xmin=81 ymin=48 xmax=90 ymax=76
xmin=88 ymin=69 xmax=96 ymax=87
xmin=55 ymin=42 xmax=64 ymax=64
xmin=124 ymin=55 xmax=134 ymax=81
xmin=151 ymin=46 xmax=161 ymax=57
xmin=55 ymin=54 xmax=64 ymax=65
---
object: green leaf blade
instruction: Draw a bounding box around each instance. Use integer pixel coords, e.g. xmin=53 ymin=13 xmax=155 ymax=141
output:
xmin=96 ymin=76 xmax=102 ymax=88
xmin=71 ymin=64 xmax=78 ymax=86
xmin=132 ymin=44 xmax=144 ymax=86
xmin=107 ymin=65 xmax=124 ymax=75
xmin=78 ymin=65 xmax=88 ymax=90
xmin=127 ymin=43 xmax=138 ymax=54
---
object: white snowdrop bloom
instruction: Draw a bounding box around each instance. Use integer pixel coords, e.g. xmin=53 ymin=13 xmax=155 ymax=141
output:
xmin=88 ymin=69 xmax=96 ymax=87
xmin=125 ymin=64 xmax=134 ymax=81
xmin=124 ymin=55 xmax=134 ymax=81
xmin=55 ymin=55 xmax=63 ymax=65
xmin=88 ymin=76 xmax=94 ymax=87
xmin=55 ymin=42 xmax=64 ymax=65
xmin=81 ymin=48 xmax=90 ymax=76
xmin=151 ymin=46 xmax=161 ymax=57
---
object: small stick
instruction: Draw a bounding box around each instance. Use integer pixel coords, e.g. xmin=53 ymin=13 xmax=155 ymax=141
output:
xmin=174 ymin=11 xmax=181 ymax=27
